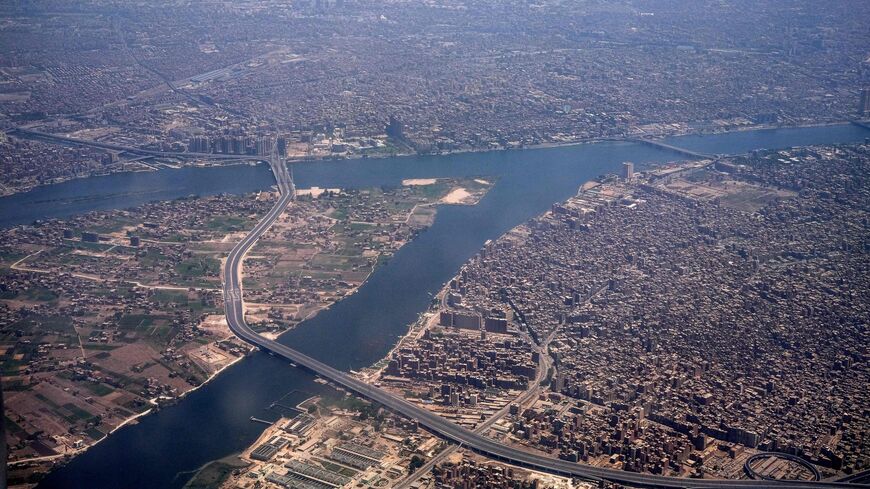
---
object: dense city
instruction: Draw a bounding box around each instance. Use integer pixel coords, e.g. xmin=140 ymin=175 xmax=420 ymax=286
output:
xmin=1 ymin=1 xmax=870 ymax=489
xmin=440 ymin=143 xmax=869 ymax=481
xmin=1 ymin=1 xmax=869 ymax=193
xmin=203 ymin=142 xmax=869 ymax=489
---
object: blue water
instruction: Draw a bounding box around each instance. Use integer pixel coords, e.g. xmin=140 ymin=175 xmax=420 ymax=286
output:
xmin=661 ymin=123 xmax=870 ymax=156
xmin=13 ymin=124 xmax=868 ymax=488
xmin=0 ymin=163 xmax=276 ymax=229
xmin=4 ymin=123 xmax=867 ymax=229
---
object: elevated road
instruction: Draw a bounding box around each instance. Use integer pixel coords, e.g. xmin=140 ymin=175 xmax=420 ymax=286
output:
xmin=223 ymin=152 xmax=863 ymax=489
xmin=849 ymin=119 xmax=870 ymax=131
xmin=626 ymin=137 xmax=717 ymax=159
xmin=393 ymin=296 xmax=564 ymax=489
xmin=8 ymin=127 xmax=252 ymax=161
xmin=267 ymin=146 xmax=295 ymax=196
xmin=835 ymin=470 xmax=870 ymax=485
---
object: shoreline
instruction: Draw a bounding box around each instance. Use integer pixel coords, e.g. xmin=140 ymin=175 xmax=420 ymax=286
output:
xmin=9 ymin=126 xmax=867 ymax=485
xmin=7 ymin=347 xmax=246 ymax=475
xmin=0 ymin=158 xmax=268 ymax=199
xmin=3 ymin=119 xmax=866 ymax=200
xmin=10 ymin=181 xmax=482 ymax=483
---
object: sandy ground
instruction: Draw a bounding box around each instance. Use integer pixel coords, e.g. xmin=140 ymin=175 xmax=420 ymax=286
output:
xmin=296 ymin=187 xmax=340 ymax=198
xmin=189 ymin=344 xmax=235 ymax=374
xmin=198 ymin=314 xmax=232 ymax=338
xmin=402 ymin=178 xmax=439 ymax=186
xmin=440 ymin=187 xmax=472 ymax=204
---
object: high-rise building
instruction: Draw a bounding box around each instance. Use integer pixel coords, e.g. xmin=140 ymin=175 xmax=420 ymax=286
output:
xmin=622 ymin=161 xmax=635 ymax=181
xmin=860 ymin=58 xmax=870 ymax=82
xmin=188 ymin=136 xmax=210 ymax=153
xmin=859 ymin=88 xmax=870 ymax=117
xmin=386 ymin=115 xmax=404 ymax=140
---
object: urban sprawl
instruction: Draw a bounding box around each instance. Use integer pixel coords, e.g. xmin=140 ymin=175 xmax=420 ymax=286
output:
xmin=1 ymin=1 xmax=869 ymax=488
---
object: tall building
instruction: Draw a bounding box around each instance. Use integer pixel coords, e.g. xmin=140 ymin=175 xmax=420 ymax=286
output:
xmin=386 ymin=115 xmax=404 ymax=140
xmin=860 ymin=58 xmax=870 ymax=82
xmin=187 ymin=136 xmax=210 ymax=153
xmin=622 ymin=161 xmax=635 ymax=181
xmin=859 ymin=88 xmax=870 ymax=117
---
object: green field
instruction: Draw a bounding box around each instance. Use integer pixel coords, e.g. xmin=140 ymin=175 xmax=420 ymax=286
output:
xmin=20 ymin=286 xmax=59 ymax=302
xmin=9 ymin=314 xmax=74 ymax=334
xmin=176 ymin=256 xmax=220 ymax=279
xmin=83 ymin=381 xmax=115 ymax=397
xmin=152 ymin=290 xmax=189 ymax=303
xmin=206 ymin=215 xmax=252 ymax=232
xmin=118 ymin=314 xmax=155 ymax=329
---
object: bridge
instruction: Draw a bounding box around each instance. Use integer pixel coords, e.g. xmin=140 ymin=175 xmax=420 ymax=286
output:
xmin=266 ymin=144 xmax=295 ymax=196
xmin=626 ymin=137 xmax=717 ymax=159
xmin=849 ymin=119 xmax=870 ymax=131
xmin=7 ymin=127 xmax=252 ymax=161
xmin=222 ymin=147 xmax=865 ymax=489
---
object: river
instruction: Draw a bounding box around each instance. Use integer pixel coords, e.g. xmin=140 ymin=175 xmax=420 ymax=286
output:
xmin=6 ymin=124 xmax=866 ymax=488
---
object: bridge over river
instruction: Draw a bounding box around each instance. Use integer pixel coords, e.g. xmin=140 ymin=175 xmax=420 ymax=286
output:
xmin=221 ymin=146 xmax=863 ymax=489
xmin=624 ymin=137 xmax=717 ymax=159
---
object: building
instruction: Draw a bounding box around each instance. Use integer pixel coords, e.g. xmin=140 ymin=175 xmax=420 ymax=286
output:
xmin=859 ymin=88 xmax=870 ymax=117
xmin=484 ymin=316 xmax=509 ymax=333
xmin=622 ymin=161 xmax=635 ymax=181
xmin=386 ymin=116 xmax=404 ymax=140
xmin=453 ymin=312 xmax=481 ymax=330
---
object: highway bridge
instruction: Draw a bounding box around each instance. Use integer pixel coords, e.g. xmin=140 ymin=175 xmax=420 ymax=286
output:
xmin=849 ymin=119 xmax=870 ymax=131
xmin=8 ymin=127 xmax=251 ymax=161
xmin=834 ymin=470 xmax=870 ymax=485
xmin=223 ymin=149 xmax=864 ymax=489
xmin=626 ymin=137 xmax=717 ymax=159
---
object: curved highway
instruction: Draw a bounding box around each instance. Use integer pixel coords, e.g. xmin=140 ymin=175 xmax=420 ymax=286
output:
xmin=223 ymin=153 xmax=864 ymax=489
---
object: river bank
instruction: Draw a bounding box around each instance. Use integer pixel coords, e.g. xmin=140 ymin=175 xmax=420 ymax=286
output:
xmin=2 ymin=179 xmax=493 ymax=487
xmin=4 ymin=120 xmax=866 ymax=200
xmin=28 ymin=123 xmax=870 ymax=489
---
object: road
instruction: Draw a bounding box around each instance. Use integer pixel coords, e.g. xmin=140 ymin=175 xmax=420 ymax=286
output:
xmin=392 ymin=299 xmax=562 ymax=489
xmin=625 ymin=137 xmax=716 ymax=159
xmin=222 ymin=151 xmax=864 ymax=489
xmin=8 ymin=127 xmax=251 ymax=161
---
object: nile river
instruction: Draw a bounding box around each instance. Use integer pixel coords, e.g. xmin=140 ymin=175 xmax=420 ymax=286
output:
xmin=4 ymin=124 xmax=865 ymax=488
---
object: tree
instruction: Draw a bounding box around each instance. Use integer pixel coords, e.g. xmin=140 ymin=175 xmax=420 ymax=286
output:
xmin=409 ymin=455 xmax=425 ymax=473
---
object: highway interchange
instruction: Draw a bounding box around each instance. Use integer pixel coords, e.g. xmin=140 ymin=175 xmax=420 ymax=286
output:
xmin=222 ymin=150 xmax=865 ymax=489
